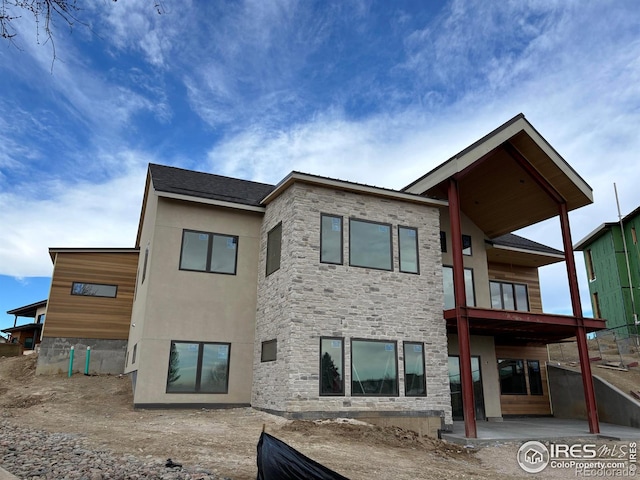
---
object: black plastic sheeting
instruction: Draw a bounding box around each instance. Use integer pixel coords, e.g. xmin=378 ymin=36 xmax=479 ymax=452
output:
xmin=256 ymin=431 xmax=350 ymax=480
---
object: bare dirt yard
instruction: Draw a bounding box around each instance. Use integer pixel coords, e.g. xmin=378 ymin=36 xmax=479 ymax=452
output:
xmin=0 ymin=354 xmax=627 ymax=479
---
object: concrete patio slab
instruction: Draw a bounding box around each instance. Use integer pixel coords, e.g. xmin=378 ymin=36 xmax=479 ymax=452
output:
xmin=442 ymin=418 xmax=640 ymax=446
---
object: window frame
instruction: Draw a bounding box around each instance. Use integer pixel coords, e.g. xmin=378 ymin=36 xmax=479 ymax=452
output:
xmin=443 ymin=265 xmax=476 ymax=309
xmin=351 ymin=338 xmax=399 ymax=397
xmin=348 ymin=218 xmax=393 ymax=271
xmin=490 ymin=281 xmax=530 ymax=312
xmin=70 ymin=282 xmax=118 ymax=298
xmin=585 ymin=249 xmax=596 ymax=281
xmin=142 ymin=244 xmax=149 ymax=284
xmin=526 ymin=359 xmax=544 ymax=396
xmin=179 ymin=229 xmax=239 ymax=275
xmin=261 ymin=339 xmax=277 ymax=362
xmin=398 ymin=226 xmax=420 ymax=274
xmin=166 ymin=340 xmax=231 ymax=394
xmin=498 ymin=358 xmax=528 ymax=395
xmin=319 ymin=337 xmax=345 ymax=396
xmin=320 ymin=214 xmax=344 ymax=265
xmin=266 ymin=222 xmax=282 ymax=276
xmin=462 ymin=234 xmax=472 ymax=256
xmin=440 ymin=231 xmax=447 ymax=253
xmin=403 ymin=341 xmax=427 ymax=397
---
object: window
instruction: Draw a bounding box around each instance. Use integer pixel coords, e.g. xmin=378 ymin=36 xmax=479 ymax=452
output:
xmin=266 ymin=223 xmax=282 ymax=276
xmin=527 ymin=360 xmax=543 ymax=395
xmin=132 ymin=343 xmax=137 ymax=364
xmin=633 ymin=227 xmax=638 ymax=245
xmin=261 ymin=339 xmax=277 ymax=362
xmin=142 ymin=244 xmax=149 ymax=284
xmin=585 ymin=249 xmax=596 ymax=280
xmin=592 ymin=292 xmax=601 ymax=318
xmin=180 ymin=230 xmax=238 ymax=275
xmin=498 ymin=359 xmax=527 ymax=395
xmin=462 ymin=234 xmax=472 ymax=255
xmin=166 ymin=341 xmax=230 ymax=393
xmin=490 ymin=281 xmax=529 ymax=311
xmin=71 ymin=282 xmax=117 ymax=298
xmin=320 ymin=338 xmax=344 ymax=395
xmin=440 ymin=231 xmax=447 ymax=253
xmin=37 ymin=314 xmax=45 ymax=324
xmin=349 ymin=219 xmax=392 ymax=271
xmin=398 ymin=226 xmax=419 ymax=274
xmin=320 ymin=215 xmax=343 ymax=264
xmin=403 ymin=342 xmax=426 ymax=396
xmin=351 ymin=339 xmax=398 ymax=396
xmin=443 ymin=266 xmax=476 ymax=309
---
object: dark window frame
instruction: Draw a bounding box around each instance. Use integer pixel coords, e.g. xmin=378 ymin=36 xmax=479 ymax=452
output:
xmin=398 ymin=225 xmax=420 ymax=274
xmin=490 ymin=281 xmax=530 ymax=312
xmin=261 ymin=339 xmax=277 ymax=362
xmin=142 ymin=244 xmax=149 ymax=284
xmin=320 ymin=214 xmax=344 ymax=265
xmin=319 ymin=337 xmax=345 ymax=396
xmin=403 ymin=341 xmax=427 ymax=397
xmin=179 ymin=229 xmax=239 ymax=275
xmin=351 ymin=338 xmax=399 ymax=397
xmin=166 ymin=340 xmax=231 ymax=394
xmin=440 ymin=231 xmax=447 ymax=253
xmin=266 ymin=222 xmax=282 ymax=276
xmin=70 ymin=282 xmax=118 ymax=298
xmin=498 ymin=358 xmax=528 ymax=395
xmin=462 ymin=234 xmax=472 ymax=256
xmin=348 ymin=218 xmax=394 ymax=272
xmin=132 ymin=343 xmax=137 ymax=364
xmin=443 ymin=265 xmax=476 ymax=309
xmin=526 ymin=359 xmax=544 ymax=396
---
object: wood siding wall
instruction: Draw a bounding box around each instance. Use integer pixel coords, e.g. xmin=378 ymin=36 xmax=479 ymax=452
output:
xmin=44 ymin=252 xmax=138 ymax=339
xmin=488 ymin=262 xmax=543 ymax=313
xmin=495 ymin=344 xmax=551 ymax=416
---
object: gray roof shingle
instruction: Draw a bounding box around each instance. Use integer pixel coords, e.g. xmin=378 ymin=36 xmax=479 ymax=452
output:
xmin=149 ymin=164 xmax=275 ymax=207
xmin=490 ymin=233 xmax=563 ymax=256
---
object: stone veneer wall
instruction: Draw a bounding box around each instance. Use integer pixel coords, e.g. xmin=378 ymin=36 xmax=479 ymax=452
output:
xmin=252 ymin=183 xmax=452 ymax=425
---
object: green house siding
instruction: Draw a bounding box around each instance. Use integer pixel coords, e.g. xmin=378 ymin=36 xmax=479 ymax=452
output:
xmin=582 ymin=213 xmax=640 ymax=336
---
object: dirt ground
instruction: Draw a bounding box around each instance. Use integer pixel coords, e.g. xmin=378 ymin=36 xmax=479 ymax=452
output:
xmin=0 ymin=354 xmax=627 ymax=479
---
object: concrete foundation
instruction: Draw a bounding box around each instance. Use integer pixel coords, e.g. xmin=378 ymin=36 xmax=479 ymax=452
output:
xmin=36 ymin=337 xmax=127 ymax=375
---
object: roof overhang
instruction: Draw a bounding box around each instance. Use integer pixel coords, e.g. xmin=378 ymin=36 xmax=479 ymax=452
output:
xmin=445 ymin=307 xmax=606 ymax=345
xmin=6 ymin=300 xmax=47 ymax=317
xmin=485 ymin=243 xmax=565 ymax=268
xmin=49 ymin=248 xmax=139 ymax=263
xmin=2 ymin=323 xmax=43 ymax=334
xmin=404 ymin=114 xmax=593 ymax=238
xmin=156 ymin=191 xmax=267 ymax=213
xmin=262 ymin=171 xmax=448 ymax=208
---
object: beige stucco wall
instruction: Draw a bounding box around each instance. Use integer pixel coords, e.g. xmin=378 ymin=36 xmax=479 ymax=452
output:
xmin=129 ymin=194 xmax=263 ymax=406
xmin=447 ymin=334 xmax=502 ymax=420
xmin=439 ymin=208 xmax=491 ymax=309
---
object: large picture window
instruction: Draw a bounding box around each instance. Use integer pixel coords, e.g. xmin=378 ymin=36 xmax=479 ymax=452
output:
xmin=320 ymin=215 xmax=343 ymax=264
xmin=166 ymin=341 xmax=230 ymax=394
xmin=180 ymin=230 xmax=238 ymax=275
xmin=349 ymin=219 xmax=392 ymax=271
xmin=71 ymin=282 xmax=117 ymax=298
xmin=490 ymin=281 xmax=529 ymax=311
xmin=398 ymin=226 xmax=419 ymax=274
xmin=320 ymin=337 xmax=344 ymax=395
xmin=443 ymin=266 xmax=476 ymax=309
xmin=351 ymin=339 xmax=398 ymax=396
xmin=403 ymin=342 xmax=426 ymax=396
xmin=498 ymin=358 xmax=527 ymax=395
xmin=266 ymin=222 xmax=282 ymax=276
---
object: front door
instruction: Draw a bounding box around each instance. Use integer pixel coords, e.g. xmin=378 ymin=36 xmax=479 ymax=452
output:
xmin=448 ymin=355 xmax=485 ymax=421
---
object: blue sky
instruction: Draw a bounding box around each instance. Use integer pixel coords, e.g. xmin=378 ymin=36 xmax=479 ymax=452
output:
xmin=1 ymin=1 xmax=639 ymax=333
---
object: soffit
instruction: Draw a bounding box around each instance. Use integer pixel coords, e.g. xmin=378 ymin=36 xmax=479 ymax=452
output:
xmin=405 ymin=116 xmax=593 ymax=238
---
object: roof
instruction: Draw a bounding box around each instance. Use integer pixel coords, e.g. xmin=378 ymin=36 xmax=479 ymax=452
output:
xmin=149 ymin=163 xmax=275 ymax=208
xmin=487 ymin=233 xmax=565 ymax=268
xmin=1 ymin=323 xmax=43 ymax=334
xmin=403 ymin=114 xmax=594 ymax=238
xmin=6 ymin=300 xmax=47 ymax=317
xmin=49 ymin=248 xmax=139 ymax=262
xmin=261 ymin=171 xmax=448 ymax=207
xmin=574 ymin=205 xmax=640 ymax=250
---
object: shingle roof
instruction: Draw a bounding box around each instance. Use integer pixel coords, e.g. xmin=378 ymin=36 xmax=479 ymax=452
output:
xmin=490 ymin=233 xmax=563 ymax=256
xmin=149 ymin=164 xmax=275 ymax=207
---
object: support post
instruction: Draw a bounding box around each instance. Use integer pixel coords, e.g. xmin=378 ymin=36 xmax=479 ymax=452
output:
xmin=449 ymin=178 xmax=477 ymax=438
xmin=559 ymin=202 xmax=600 ymax=434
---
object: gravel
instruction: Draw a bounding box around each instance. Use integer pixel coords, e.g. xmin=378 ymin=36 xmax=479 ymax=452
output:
xmin=0 ymin=420 xmax=231 ymax=480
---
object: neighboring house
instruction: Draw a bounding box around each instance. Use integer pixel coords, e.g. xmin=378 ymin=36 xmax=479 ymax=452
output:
xmin=35 ymin=248 xmax=138 ymax=375
xmin=575 ymin=206 xmax=640 ymax=337
xmin=2 ymin=300 xmax=47 ymax=350
xmin=124 ymin=113 xmax=606 ymax=438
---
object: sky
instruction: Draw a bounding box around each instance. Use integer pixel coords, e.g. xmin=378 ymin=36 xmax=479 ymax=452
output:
xmin=1 ymin=0 xmax=639 ymax=333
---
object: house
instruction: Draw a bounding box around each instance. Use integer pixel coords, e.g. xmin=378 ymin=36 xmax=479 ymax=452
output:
xmin=2 ymin=299 xmax=47 ymax=350
xmin=574 ymin=206 xmax=640 ymax=338
xmin=124 ymin=113 xmax=606 ymax=438
xmin=35 ymin=248 xmax=138 ymax=375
